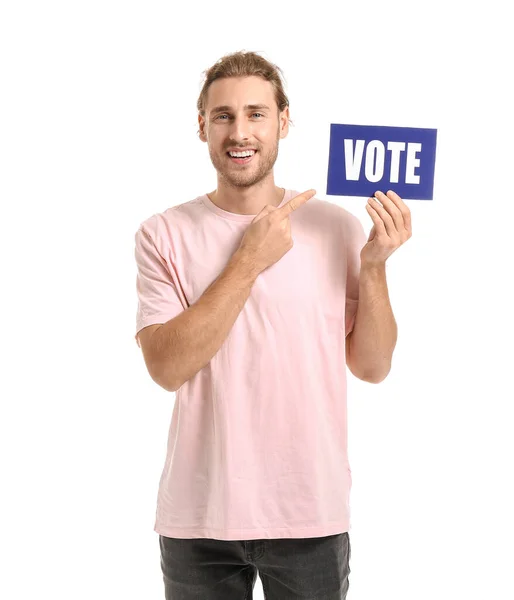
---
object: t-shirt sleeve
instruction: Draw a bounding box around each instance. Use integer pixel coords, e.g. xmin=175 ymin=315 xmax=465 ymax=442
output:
xmin=134 ymin=225 xmax=185 ymax=347
xmin=344 ymin=213 xmax=368 ymax=337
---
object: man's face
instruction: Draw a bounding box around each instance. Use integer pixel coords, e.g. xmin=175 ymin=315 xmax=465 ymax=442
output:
xmin=198 ymin=76 xmax=289 ymax=189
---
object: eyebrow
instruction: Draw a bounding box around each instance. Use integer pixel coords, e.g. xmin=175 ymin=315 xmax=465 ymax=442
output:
xmin=210 ymin=103 xmax=271 ymax=114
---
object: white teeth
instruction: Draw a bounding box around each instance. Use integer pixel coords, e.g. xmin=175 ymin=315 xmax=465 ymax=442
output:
xmin=229 ymin=150 xmax=255 ymax=158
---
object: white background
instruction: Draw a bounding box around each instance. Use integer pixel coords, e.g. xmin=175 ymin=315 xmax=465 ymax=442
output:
xmin=1 ymin=1 xmax=513 ymax=599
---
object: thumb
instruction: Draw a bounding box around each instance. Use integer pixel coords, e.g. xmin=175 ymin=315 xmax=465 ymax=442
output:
xmin=253 ymin=204 xmax=275 ymax=223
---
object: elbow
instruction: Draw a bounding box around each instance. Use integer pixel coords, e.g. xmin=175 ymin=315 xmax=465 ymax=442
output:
xmin=158 ymin=379 xmax=176 ymax=393
xmin=361 ymin=374 xmax=385 ymax=384
xmin=156 ymin=377 xmax=178 ymax=393
xmin=348 ymin=359 xmax=390 ymax=384
xmin=160 ymin=374 xmax=179 ymax=393
xmin=153 ymin=365 xmax=178 ymax=393
xmin=361 ymin=366 xmax=391 ymax=384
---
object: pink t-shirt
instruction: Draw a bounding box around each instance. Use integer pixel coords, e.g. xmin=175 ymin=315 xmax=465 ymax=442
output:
xmin=134 ymin=188 xmax=367 ymax=541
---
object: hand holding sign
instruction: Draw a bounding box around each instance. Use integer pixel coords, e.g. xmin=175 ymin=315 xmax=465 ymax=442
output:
xmin=327 ymin=123 xmax=437 ymax=200
xmin=361 ymin=190 xmax=412 ymax=268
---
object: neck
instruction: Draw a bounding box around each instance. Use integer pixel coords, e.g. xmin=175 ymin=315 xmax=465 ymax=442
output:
xmin=208 ymin=180 xmax=285 ymax=215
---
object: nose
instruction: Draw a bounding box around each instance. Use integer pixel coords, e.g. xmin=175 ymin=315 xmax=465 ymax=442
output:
xmin=228 ymin=114 xmax=252 ymax=143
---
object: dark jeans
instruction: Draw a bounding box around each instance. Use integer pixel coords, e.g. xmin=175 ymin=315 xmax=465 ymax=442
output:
xmin=159 ymin=531 xmax=351 ymax=599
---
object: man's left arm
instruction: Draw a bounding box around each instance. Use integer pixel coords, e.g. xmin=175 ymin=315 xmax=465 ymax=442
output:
xmin=346 ymin=190 xmax=412 ymax=384
xmin=346 ymin=263 xmax=397 ymax=383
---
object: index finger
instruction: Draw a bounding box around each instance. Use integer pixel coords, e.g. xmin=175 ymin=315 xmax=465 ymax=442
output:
xmin=274 ymin=189 xmax=316 ymax=220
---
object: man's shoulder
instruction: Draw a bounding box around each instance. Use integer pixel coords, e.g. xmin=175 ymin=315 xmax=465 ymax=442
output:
xmin=290 ymin=190 xmax=358 ymax=224
xmin=136 ymin=195 xmax=204 ymax=241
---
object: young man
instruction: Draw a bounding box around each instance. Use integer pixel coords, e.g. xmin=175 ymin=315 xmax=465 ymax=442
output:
xmin=134 ymin=50 xmax=411 ymax=599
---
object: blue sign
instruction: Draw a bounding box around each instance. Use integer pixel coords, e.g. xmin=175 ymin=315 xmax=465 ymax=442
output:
xmin=326 ymin=124 xmax=437 ymax=200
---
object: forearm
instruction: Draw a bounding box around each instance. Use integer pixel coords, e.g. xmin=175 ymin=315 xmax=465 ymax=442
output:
xmin=349 ymin=263 xmax=398 ymax=383
xmin=152 ymin=249 xmax=260 ymax=392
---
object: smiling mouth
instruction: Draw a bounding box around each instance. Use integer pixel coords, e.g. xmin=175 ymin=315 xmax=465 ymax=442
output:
xmin=226 ymin=151 xmax=257 ymax=165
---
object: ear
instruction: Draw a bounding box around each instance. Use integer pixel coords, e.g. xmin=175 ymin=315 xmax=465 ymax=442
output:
xmin=198 ymin=114 xmax=207 ymax=143
xmin=279 ymin=106 xmax=290 ymax=140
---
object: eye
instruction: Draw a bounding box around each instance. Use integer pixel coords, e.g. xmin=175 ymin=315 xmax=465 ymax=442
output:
xmin=215 ymin=113 xmax=264 ymax=120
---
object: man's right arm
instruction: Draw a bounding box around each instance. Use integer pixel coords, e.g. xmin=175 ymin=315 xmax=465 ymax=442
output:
xmin=147 ymin=249 xmax=260 ymax=392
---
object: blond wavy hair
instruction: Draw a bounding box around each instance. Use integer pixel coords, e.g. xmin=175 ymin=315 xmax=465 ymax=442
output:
xmin=196 ymin=50 xmax=293 ymax=134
